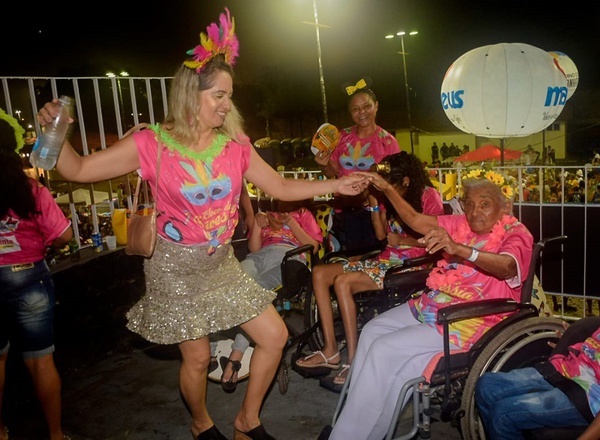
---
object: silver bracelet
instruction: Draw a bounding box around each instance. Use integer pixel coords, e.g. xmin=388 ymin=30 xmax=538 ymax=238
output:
xmin=467 ymin=247 xmax=480 ymax=262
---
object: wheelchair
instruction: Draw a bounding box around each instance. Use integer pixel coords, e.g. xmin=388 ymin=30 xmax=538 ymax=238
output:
xmin=324 ymin=235 xmax=575 ymax=440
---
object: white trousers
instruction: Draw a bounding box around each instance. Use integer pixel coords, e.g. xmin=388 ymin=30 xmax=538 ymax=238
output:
xmin=330 ymin=304 xmax=456 ymax=440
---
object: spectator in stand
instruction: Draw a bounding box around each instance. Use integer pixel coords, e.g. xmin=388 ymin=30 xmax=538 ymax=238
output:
xmin=0 ymin=108 xmax=73 ymax=440
xmin=431 ymin=142 xmax=439 ymax=163
xmin=315 ymin=78 xmax=400 ymax=255
xmin=295 ymin=152 xmax=444 ymax=390
xmin=440 ymin=142 xmax=449 ymax=161
xmin=592 ymin=184 xmax=600 ymax=204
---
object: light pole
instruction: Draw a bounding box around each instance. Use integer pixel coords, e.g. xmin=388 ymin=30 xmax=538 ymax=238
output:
xmin=386 ymin=31 xmax=418 ymax=154
xmin=302 ymin=0 xmax=330 ymax=122
xmin=106 ymin=71 xmax=129 ymax=124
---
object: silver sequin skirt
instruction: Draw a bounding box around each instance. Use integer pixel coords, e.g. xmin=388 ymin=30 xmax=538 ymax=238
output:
xmin=126 ymin=237 xmax=276 ymax=344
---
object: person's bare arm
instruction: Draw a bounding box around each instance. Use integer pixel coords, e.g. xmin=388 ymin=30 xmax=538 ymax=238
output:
xmin=578 ymin=413 xmax=600 ymax=440
xmin=314 ymin=150 xmax=338 ymax=179
xmin=245 ymin=148 xmax=367 ymax=201
xmin=361 ymin=171 xmax=438 ymax=235
xmin=247 ymin=213 xmax=266 ymax=253
xmin=51 ymin=225 xmax=74 ymax=250
xmin=239 ymin=183 xmax=255 ymax=234
xmin=37 ymin=99 xmax=140 ymax=182
xmin=366 ymin=192 xmax=387 ymax=241
xmin=281 ymin=211 xmax=319 ymax=253
xmin=419 ymin=226 xmax=518 ymax=280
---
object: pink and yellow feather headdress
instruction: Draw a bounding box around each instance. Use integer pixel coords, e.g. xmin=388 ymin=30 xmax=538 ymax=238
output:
xmin=184 ymin=8 xmax=240 ymax=74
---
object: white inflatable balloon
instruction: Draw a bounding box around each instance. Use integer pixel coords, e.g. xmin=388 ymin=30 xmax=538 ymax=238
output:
xmin=440 ymin=42 xmax=568 ymax=137
xmin=548 ymin=51 xmax=579 ymax=100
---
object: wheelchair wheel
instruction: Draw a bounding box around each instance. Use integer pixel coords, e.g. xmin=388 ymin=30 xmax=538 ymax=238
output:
xmin=277 ymin=360 xmax=290 ymax=394
xmin=459 ymin=316 xmax=564 ymax=440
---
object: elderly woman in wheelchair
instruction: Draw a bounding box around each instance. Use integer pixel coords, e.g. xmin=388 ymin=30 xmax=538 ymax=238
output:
xmin=325 ymin=169 xmax=534 ymax=440
xmin=295 ymin=152 xmax=444 ymax=387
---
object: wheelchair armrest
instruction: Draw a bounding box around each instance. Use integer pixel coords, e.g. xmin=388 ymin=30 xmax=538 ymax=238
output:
xmin=383 ymin=267 xmax=433 ymax=291
xmin=437 ymin=298 xmax=520 ymax=324
xmin=282 ymin=244 xmax=315 ymax=272
xmin=283 ymin=244 xmax=314 ymax=260
xmin=398 ymin=250 xmax=444 ymax=270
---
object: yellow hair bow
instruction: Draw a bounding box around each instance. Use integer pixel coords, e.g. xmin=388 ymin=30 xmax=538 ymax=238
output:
xmin=346 ymin=78 xmax=367 ymax=95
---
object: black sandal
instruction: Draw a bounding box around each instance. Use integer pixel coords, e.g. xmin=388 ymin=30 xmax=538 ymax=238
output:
xmin=220 ymin=356 xmax=242 ymax=393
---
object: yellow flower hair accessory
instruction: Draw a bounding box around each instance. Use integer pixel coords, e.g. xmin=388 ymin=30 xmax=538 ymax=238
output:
xmin=462 ymin=168 xmax=516 ymax=199
xmin=184 ymin=8 xmax=239 ymax=74
xmin=0 ymin=108 xmax=25 ymax=153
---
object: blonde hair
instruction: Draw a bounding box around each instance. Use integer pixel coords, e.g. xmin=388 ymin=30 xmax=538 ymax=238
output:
xmin=162 ymin=54 xmax=244 ymax=145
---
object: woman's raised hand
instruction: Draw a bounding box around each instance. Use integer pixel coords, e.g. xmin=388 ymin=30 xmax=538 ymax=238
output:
xmin=37 ymin=99 xmax=74 ymax=126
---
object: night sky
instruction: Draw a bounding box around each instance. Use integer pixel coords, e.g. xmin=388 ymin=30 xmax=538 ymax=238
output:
xmin=4 ymin=0 xmax=599 ymax=131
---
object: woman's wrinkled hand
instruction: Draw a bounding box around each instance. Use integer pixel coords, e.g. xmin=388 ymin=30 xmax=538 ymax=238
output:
xmin=418 ymin=226 xmax=458 ymax=255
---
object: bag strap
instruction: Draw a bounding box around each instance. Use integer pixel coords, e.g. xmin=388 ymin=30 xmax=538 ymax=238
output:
xmin=128 ymin=123 xmax=161 ymax=212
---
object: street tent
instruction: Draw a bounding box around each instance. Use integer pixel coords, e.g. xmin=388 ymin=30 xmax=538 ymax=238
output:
xmin=453 ymin=144 xmax=522 ymax=163
xmin=55 ymin=189 xmax=110 ymax=205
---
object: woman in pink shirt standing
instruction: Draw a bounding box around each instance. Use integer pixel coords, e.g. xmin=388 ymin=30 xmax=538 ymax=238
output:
xmin=0 ymin=109 xmax=73 ymax=440
xmin=315 ymin=80 xmax=400 ymax=255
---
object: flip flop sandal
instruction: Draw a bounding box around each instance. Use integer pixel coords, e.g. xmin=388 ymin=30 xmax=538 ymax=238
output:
xmin=333 ymin=364 xmax=350 ymax=385
xmin=220 ymin=356 xmax=242 ymax=393
xmin=295 ymin=350 xmax=341 ymax=370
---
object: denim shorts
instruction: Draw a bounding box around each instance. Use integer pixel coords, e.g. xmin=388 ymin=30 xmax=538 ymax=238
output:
xmin=0 ymin=259 xmax=56 ymax=359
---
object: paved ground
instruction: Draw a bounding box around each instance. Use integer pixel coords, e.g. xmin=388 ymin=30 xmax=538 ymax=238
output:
xmin=2 ymin=248 xmax=464 ymax=440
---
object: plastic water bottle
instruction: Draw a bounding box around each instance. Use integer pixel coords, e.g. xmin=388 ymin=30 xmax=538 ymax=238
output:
xmin=30 ymin=95 xmax=72 ymax=170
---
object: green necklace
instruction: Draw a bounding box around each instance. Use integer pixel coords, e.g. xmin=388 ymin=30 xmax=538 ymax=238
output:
xmin=149 ymin=124 xmax=228 ymax=162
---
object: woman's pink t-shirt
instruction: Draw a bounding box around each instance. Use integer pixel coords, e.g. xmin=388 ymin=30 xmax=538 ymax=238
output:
xmin=331 ymin=125 xmax=400 ymax=177
xmin=134 ymin=127 xmax=251 ymax=253
xmin=0 ymin=179 xmax=71 ymax=265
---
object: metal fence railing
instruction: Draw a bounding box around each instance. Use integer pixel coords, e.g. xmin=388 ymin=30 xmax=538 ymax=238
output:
xmin=3 ymin=76 xmax=597 ymax=320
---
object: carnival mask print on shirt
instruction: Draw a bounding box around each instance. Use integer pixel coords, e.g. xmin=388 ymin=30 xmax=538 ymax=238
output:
xmin=162 ymin=160 xmax=234 ymax=253
xmin=339 ymin=143 xmax=376 ymax=171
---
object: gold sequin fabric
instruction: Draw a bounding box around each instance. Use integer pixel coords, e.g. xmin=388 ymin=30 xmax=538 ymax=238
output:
xmin=126 ymin=238 xmax=276 ymax=344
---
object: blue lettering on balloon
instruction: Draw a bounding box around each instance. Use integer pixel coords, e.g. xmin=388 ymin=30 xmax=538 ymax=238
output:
xmin=545 ymin=87 xmax=568 ymax=106
xmin=441 ymin=90 xmax=464 ymax=110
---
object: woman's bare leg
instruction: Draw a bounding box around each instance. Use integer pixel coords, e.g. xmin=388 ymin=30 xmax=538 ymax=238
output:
xmin=0 ymin=352 xmax=8 ymax=440
xmin=235 ymin=305 xmax=288 ymax=432
xmin=23 ymin=354 xmax=64 ymax=440
xmin=178 ymin=337 xmax=214 ymax=437
xmin=333 ymin=272 xmax=378 ymax=364
xmin=296 ymin=263 xmax=344 ymax=366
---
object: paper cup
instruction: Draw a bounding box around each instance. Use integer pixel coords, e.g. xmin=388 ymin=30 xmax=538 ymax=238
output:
xmin=105 ymin=235 xmax=117 ymax=250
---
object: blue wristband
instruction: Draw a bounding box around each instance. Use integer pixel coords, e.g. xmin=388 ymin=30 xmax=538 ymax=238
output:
xmin=366 ymin=205 xmax=380 ymax=212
